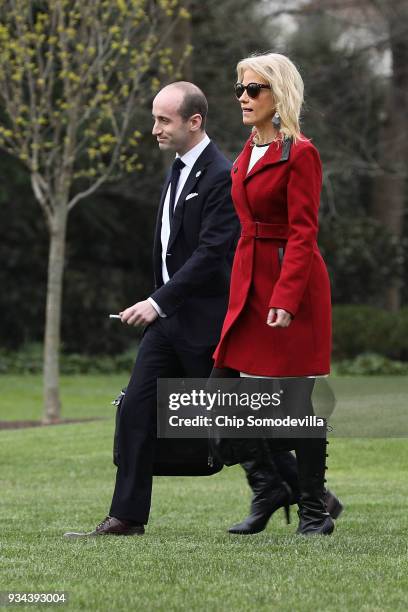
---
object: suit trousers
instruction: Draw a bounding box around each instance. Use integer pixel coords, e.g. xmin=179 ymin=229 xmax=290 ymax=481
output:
xmin=109 ymin=317 xmax=215 ymax=524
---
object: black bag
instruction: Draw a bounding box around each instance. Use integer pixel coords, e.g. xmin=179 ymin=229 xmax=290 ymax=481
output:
xmin=112 ymin=389 xmax=223 ymax=476
xmin=209 ymin=433 xmax=295 ymax=466
xmin=205 ymin=368 xmax=267 ymax=466
xmin=209 ymin=433 xmax=271 ymax=467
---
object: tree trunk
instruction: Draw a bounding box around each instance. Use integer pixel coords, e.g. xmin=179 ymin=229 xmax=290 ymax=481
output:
xmin=372 ymin=91 xmax=406 ymax=311
xmin=371 ymin=1 xmax=408 ymax=312
xmin=173 ymin=1 xmax=192 ymax=81
xmin=162 ymin=2 xmax=192 ymax=169
xmin=43 ymin=202 xmax=68 ymax=424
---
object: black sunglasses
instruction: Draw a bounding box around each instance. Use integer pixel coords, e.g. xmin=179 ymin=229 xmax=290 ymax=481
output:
xmin=234 ymin=82 xmax=271 ymax=99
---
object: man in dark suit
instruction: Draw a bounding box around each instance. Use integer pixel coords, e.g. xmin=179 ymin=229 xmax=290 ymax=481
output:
xmin=64 ymin=81 xmax=240 ymax=536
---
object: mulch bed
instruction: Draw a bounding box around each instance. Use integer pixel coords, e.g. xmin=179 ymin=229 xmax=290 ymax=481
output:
xmin=0 ymin=417 xmax=106 ymax=430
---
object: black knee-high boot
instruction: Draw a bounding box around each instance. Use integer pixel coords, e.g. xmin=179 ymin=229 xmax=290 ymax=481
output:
xmin=273 ymin=451 xmax=300 ymax=501
xmin=273 ymin=448 xmax=343 ymax=520
xmin=228 ymin=443 xmax=292 ymax=535
xmin=229 ymin=447 xmax=342 ymax=535
xmin=294 ymin=436 xmax=335 ymax=535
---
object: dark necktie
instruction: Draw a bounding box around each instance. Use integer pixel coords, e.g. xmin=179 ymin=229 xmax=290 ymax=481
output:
xmin=168 ymin=157 xmax=185 ymax=225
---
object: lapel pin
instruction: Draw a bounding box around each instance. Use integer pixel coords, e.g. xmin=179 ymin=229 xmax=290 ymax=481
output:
xmin=195 ymin=170 xmax=202 ymax=178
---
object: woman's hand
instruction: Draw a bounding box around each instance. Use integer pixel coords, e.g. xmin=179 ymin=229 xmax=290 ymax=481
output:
xmin=267 ymin=308 xmax=293 ymax=328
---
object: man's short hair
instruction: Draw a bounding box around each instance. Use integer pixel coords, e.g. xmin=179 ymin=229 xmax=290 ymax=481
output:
xmin=172 ymin=82 xmax=208 ymax=130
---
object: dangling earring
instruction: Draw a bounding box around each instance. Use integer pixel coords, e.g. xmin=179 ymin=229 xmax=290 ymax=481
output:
xmin=272 ymin=112 xmax=281 ymax=130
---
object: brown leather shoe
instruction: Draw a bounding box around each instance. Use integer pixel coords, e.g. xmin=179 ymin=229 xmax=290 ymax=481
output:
xmin=63 ymin=516 xmax=145 ymax=538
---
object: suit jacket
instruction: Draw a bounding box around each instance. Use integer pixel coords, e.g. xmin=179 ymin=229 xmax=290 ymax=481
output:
xmin=213 ymin=135 xmax=332 ymax=376
xmin=150 ymin=141 xmax=240 ymax=347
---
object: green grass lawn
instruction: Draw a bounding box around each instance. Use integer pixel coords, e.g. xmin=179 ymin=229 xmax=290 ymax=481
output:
xmin=0 ymin=375 xmax=408 ymax=611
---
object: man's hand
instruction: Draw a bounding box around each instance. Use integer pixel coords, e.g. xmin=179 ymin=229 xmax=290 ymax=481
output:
xmin=120 ymin=300 xmax=158 ymax=327
xmin=267 ymin=307 xmax=293 ymax=328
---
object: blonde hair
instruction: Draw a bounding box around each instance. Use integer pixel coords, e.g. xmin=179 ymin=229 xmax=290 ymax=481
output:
xmin=237 ymin=52 xmax=304 ymax=143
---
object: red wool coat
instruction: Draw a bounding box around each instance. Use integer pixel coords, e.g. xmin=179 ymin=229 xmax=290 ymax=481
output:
xmin=213 ymin=135 xmax=331 ymax=377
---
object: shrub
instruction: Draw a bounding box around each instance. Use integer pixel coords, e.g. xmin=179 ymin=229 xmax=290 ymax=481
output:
xmin=394 ymin=307 xmax=408 ymax=361
xmin=320 ymin=216 xmax=404 ymax=305
xmin=334 ymin=353 xmax=408 ymax=376
xmin=332 ymin=305 xmax=401 ymax=360
xmin=1 ymin=304 xmax=407 ymax=376
xmin=0 ymin=344 xmax=136 ymax=375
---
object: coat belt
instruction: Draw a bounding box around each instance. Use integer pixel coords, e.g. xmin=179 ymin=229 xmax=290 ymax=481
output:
xmin=241 ymin=221 xmax=290 ymax=240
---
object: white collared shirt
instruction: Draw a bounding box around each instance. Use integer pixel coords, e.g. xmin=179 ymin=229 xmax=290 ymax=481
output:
xmin=148 ymin=134 xmax=211 ymax=316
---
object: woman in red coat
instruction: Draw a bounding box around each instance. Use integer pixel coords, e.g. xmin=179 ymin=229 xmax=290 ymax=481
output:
xmin=213 ymin=52 xmax=335 ymax=535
